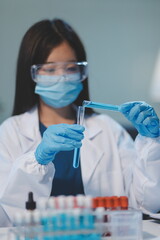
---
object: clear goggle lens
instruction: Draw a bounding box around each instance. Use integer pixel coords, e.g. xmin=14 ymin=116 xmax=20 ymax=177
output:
xmin=31 ymin=61 xmax=88 ymax=84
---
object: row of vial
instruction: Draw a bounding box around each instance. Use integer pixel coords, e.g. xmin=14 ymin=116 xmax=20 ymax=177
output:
xmin=14 ymin=194 xmax=128 ymax=228
xmin=37 ymin=194 xmax=128 ymax=211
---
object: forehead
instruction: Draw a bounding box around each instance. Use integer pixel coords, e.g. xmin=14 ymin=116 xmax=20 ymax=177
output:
xmin=46 ymin=42 xmax=77 ymax=63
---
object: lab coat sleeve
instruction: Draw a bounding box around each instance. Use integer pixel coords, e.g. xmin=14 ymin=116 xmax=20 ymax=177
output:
xmin=133 ymin=134 xmax=160 ymax=213
xmin=0 ymin=150 xmax=55 ymax=226
xmin=0 ymin=116 xmax=55 ymax=226
xmin=0 ymin=111 xmax=56 ymax=226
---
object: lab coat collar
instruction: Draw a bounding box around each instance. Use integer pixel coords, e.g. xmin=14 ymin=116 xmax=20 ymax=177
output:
xmin=19 ymin=106 xmax=102 ymax=141
xmin=19 ymin=106 xmax=40 ymax=141
xmin=84 ymin=113 xmax=102 ymax=139
xmin=73 ymin=104 xmax=102 ymax=139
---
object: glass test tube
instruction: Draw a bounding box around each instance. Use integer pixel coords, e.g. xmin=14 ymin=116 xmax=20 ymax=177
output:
xmin=73 ymin=106 xmax=85 ymax=168
xmin=83 ymin=100 xmax=120 ymax=112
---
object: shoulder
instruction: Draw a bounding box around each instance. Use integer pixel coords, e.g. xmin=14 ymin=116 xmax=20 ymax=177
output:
xmin=0 ymin=115 xmax=22 ymax=134
xmin=0 ymin=106 xmax=38 ymax=138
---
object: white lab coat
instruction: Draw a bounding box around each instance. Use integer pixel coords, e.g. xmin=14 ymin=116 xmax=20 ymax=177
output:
xmin=0 ymin=106 xmax=160 ymax=227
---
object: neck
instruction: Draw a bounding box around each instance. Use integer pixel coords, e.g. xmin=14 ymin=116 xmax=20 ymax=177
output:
xmin=38 ymin=101 xmax=76 ymax=127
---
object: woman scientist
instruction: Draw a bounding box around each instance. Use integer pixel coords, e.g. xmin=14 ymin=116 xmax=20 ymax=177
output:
xmin=0 ymin=18 xmax=160 ymax=227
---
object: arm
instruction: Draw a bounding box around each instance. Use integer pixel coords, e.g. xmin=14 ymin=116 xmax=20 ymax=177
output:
xmin=133 ymin=135 xmax=160 ymax=213
xmin=0 ymin=120 xmax=85 ymax=226
xmin=0 ymin=120 xmax=54 ymax=226
xmin=120 ymin=101 xmax=160 ymax=213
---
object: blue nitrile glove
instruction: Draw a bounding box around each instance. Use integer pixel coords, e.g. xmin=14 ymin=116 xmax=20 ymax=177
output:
xmin=119 ymin=101 xmax=159 ymax=138
xmin=35 ymin=123 xmax=85 ymax=165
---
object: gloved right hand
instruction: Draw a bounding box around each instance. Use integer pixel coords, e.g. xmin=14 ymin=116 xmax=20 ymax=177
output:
xmin=119 ymin=101 xmax=159 ymax=138
xmin=35 ymin=123 xmax=85 ymax=165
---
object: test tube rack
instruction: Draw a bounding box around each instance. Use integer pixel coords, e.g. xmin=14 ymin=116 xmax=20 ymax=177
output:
xmin=10 ymin=195 xmax=142 ymax=240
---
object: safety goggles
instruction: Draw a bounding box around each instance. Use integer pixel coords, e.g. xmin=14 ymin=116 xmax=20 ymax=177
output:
xmin=31 ymin=61 xmax=88 ymax=84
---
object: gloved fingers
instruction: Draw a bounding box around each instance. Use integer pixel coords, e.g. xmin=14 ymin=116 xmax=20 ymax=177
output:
xmin=133 ymin=124 xmax=149 ymax=137
xmin=119 ymin=101 xmax=145 ymax=114
xmin=46 ymin=124 xmax=85 ymax=138
xmin=48 ymin=123 xmax=85 ymax=133
xmin=139 ymin=125 xmax=159 ymax=138
xmin=43 ymin=131 xmax=83 ymax=149
xmin=54 ymin=141 xmax=82 ymax=151
xmin=68 ymin=124 xmax=85 ymax=132
xmin=43 ymin=140 xmax=82 ymax=152
xmin=52 ymin=135 xmax=83 ymax=149
xmin=142 ymin=115 xmax=159 ymax=126
xmin=117 ymin=101 xmax=159 ymax=138
xmin=44 ymin=127 xmax=84 ymax=142
xmin=133 ymin=108 xmax=152 ymax=124
xmin=133 ymin=117 xmax=159 ymax=138
xmin=56 ymin=128 xmax=84 ymax=140
xmin=36 ymin=134 xmax=83 ymax=164
xmin=120 ymin=102 xmax=152 ymax=122
xmin=143 ymin=116 xmax=159 ymax=137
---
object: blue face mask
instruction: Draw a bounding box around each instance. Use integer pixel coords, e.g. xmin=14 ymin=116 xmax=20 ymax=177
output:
xmin=35 ymin=74 xmax=83 ymax=108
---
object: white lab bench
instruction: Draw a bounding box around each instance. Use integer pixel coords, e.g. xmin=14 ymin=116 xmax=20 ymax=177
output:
xmin=0 ymin=220 xmax=159 ymax=240
xmin=143 ymin=220 xmax=160 ymax=239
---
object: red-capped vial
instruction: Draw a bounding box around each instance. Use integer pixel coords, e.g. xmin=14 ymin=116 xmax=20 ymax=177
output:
xmin=112 ymin=196 xmax=120 ymax=210
xmin=105 ymin=197 xmax=113 ymax=210
xmin=119 ymin=196 xmax=128 ymax=210
xmin=97 ymin=197 xmax=105 ymax=208
xmin=92 ymin=197 xmax=98 ymax=209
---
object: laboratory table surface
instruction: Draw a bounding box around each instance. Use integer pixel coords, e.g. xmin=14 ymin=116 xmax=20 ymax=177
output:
xmin=0 ymin=220 xmax=159 ymax=240
xmin=143 ymin=219 xmax=160 ymax=239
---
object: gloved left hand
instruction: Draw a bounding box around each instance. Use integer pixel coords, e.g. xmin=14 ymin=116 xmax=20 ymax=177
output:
xmin=119 ymin=101 xmax=159 ymax=138
xmin=35 ymin=123 xmax=85 ymax=165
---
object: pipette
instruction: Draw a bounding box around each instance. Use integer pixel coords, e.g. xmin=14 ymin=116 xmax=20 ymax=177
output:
xmin=73 ymin=106 xmax=85 ymax=168
xmin=83 ymin=100 xmax=120 ymax=112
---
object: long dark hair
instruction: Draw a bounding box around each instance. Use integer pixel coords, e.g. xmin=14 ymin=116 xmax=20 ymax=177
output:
xmin=12 ymin=18 xmax=94 ymax=115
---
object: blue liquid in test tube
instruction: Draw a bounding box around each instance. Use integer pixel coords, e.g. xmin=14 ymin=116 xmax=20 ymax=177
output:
xmin=73 ymin=106 xmax=85 ymax=168
xmin=83 ymin=100 xmax=120 ymax=112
